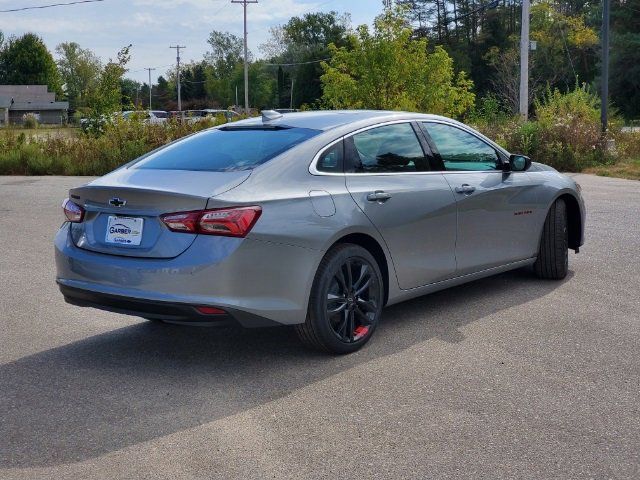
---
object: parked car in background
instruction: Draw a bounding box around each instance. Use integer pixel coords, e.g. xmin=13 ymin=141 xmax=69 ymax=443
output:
xmin=202 ymin=109 xmax=240 ymax=122
xmin=56 ymin=110 xmax=585 ymax=354
xmin=122 ymin=110 xmax=168 ymax=125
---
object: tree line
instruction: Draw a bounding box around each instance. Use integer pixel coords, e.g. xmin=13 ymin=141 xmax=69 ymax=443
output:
xmin=0 ymin=0 xmax=638 ymax=119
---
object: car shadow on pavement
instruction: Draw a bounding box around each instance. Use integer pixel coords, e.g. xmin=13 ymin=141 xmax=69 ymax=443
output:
xmin=1 ymin=268 xmax=572 ymax=469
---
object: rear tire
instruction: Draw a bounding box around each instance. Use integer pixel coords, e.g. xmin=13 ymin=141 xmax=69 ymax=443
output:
xmin=534 ymin=198 xmax=569 ymax=280
xmin=296 ymin=244 xmax=384 ymax=354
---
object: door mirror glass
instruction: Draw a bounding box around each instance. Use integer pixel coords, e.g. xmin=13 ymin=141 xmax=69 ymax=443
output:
xmin=509 ymin=154 xmax=531 ymax=172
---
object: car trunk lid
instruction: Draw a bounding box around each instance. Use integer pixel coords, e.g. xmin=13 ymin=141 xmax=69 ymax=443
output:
xmin=68 ymin=169 xmax=251 ymax=258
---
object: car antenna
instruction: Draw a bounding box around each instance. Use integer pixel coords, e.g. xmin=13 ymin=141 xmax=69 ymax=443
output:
xmin=262 ymin=110 xmax=283 ymax=123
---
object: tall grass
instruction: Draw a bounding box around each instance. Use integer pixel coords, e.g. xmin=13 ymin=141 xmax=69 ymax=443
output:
xmin=0 ymin=117 xmax=223 ymax=176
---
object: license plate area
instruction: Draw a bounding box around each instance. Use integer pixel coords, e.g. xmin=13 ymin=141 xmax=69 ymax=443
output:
xmin=105 ymin=216 xmax=144 ymax=246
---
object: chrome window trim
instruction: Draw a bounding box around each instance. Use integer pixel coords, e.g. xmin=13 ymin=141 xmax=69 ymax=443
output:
xmin=308 ymin=118 xmax=511 ymax=176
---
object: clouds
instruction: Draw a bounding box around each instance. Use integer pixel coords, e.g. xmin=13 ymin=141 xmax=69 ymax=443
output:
xmin=0 ymin=0 xmax=373 ymax=84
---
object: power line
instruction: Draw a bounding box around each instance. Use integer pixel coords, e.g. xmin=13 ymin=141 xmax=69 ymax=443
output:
xmin=0 ymin=0 xmax=105 ymax=13
xmin=265 ymin=58 xmax=330 ymax=67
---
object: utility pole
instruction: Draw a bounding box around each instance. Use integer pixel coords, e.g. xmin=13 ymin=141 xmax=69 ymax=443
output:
xmin=145 ymin=67 xmax=156 ymax=110
xmin=231 ymin=0 xmax=258 ymax=115
xmin=519 ymin=0 xmax=530 ymax=119
xmin=290 ymin=78 xmax=294 ymax=110
xmin=170 ymin=45 xmax=186 ymax=113
xmin=601 ymin=0 xmax=610 ymax=133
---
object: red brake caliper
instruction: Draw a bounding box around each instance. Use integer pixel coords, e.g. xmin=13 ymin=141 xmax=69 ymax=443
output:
xmin=353 ymin=325 xmax=369 ymax=340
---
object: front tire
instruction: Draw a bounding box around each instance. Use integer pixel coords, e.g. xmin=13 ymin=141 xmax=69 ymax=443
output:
xmin=296 ymin=244 xmax=384 ymax=354
xmin=534 ymin=198 xmax=569 ymax=280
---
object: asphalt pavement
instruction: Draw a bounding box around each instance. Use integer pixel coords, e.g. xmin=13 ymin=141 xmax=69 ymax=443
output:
xmin=1 ymin=174 xmax=638 ymax=479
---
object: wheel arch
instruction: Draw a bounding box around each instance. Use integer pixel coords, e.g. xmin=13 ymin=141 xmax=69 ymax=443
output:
xmin=330 ymin=233 xmax=391 ymax=306
xmin=556 ymin=193 xmax=583 ymax=251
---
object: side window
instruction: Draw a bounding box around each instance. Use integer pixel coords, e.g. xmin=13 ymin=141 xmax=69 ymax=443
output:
xmin=347 ymin=123 xmax=429 ymax=173
xmin=423 ymin=122 xmax=500 ymax=172
xmin=316 ymin=141 xmax=344 ymax=173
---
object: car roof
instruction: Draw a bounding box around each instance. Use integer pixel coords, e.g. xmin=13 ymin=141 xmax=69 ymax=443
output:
xmin=231 ymin=110 xmax=458 ymax=132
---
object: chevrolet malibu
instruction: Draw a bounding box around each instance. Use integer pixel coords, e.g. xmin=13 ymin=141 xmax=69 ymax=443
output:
xmin=55 ymin=110 xmax=585 ymax=353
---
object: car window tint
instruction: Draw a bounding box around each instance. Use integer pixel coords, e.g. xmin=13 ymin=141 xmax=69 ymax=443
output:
xmin=349 ymin=123 xmax=428 ymax=173
xmin=317 ymin=141 xmax=343 ymax=173
xmin=132 ymin=127 xmax=320 ymax=172
xmin=424 ymin=122 xmax=500 ymax=171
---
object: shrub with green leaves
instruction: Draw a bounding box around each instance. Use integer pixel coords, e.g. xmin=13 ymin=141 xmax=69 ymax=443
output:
xmin=472 ymin=85 xmax=608 ymax=171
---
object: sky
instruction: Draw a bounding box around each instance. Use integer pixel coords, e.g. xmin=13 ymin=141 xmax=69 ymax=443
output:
xmin=0 ymin=0 xmax=381 ymax=85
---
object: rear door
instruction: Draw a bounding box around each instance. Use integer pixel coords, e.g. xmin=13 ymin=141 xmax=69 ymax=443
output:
xmin=421 ymin=121 xmax=541 ymax=275
xmin=344 ymin=122 xmax=458 ymax=290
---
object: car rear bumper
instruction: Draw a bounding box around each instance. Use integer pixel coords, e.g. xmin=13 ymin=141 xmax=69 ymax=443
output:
xmin=55 ymin=223 xmax=321 ymax=326
xmin=58 ymin=284 xmax=281 ymax=327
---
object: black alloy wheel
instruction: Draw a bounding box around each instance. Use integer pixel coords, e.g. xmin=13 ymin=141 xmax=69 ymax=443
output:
xmin=296 ymin=244 xmax=384 ymax=354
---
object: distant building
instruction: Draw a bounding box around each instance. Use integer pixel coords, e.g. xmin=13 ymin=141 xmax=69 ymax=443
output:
xmin=0 ymin=85 xmax=69 ymax=126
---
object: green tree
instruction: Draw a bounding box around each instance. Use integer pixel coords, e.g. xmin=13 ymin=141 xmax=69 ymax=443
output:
xmin=608 ymin=0 xmax=640 ymax=119
xmin=205 ymin=31 xmax=244 ymax=78
xmin=321 ymin=8 xmax=475 ymax=117
xmin=120 ymin=78 xmax=140 ymax=109
xmin=229 ymin=61 xmax=274 ymax=109
xmin=86 ymin=45 xmax=131 ymax=117
xmin=181 ymin=61 xmax=208 ymax=102
xmin=263 ymin=11 xmax=350 ymax=108
xmin=0 ymin=33 xmax=61 ymax=95
xmin=204 ymin=31 xmax=245 ymax=106
xmin=55 ymin=42 xmax=102 ymax=110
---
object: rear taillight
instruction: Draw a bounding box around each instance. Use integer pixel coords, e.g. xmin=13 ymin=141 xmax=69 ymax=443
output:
xmin=62 ymin=199 xmax=84 ymax=223
xmin=160 ymin=206 xmax=261 ymax=237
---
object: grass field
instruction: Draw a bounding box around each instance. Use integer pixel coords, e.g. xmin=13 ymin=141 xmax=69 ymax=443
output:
xmin=585 ymin=157 xmax=640 ymax=181
xmin=4 ymin=126 xmax=81 ymax=141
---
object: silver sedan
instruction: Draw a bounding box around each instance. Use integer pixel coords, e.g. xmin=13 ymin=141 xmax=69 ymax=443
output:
xmin=55 ymin=110 xmax=585 ymax=353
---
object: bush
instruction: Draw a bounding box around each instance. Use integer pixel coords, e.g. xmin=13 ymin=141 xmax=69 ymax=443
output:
xmin=22 ymin=113 xmax=39 ymax=129
xmin=0 ymin=116 xmax=231 ymax=175
xmin=472 ymin=85 xmax=609 ymax=171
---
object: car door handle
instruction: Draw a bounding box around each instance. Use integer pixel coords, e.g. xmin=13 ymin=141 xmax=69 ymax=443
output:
xmin=455 ymin=184 xmax=476 ymax=194
xmin=366 ymin=190 xmax=392 ymax=202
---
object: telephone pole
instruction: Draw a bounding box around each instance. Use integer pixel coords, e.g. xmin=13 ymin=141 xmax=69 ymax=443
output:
xmin=169 ymin=45 xmax=186 ymax=113
xmin=231 ymin=0 xmax=258 ymax=115
xmin=519 ymin=0 xmax=530 ymax=119
xmin=601 ymin=0 xmax=610 ymax=133
xmin=145 ymin=67 xmax=156 ymax=110
xmin=290 ymin=78 xmax=294 ymax=110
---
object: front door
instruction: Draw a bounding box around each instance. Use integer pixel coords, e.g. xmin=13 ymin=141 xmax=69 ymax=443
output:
xmin=421 ymin=121 xmax=541 ymax=275
xmin=344 ymin=122 xmax=458 ymax=289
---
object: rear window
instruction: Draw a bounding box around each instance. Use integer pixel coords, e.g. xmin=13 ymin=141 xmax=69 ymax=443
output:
xmin=152 ymin=111 xmax=168 ymax=118
xmin=132 ymin=126 xmax=320 ymax=172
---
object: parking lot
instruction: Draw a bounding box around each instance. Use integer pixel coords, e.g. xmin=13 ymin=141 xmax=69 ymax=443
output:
xmin=1 ymin=173 xmax=639 ymax=479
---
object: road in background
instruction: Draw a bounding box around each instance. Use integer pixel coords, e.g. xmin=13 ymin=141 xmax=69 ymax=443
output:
xmin=1 ymin=174 xmax=638 ymax=479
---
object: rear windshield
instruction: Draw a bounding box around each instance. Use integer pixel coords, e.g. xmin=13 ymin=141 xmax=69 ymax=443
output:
xmin=132 ymin=126 xmax=320 ymax=172
xmin=152 ymin=111 xmax=168 ymax=118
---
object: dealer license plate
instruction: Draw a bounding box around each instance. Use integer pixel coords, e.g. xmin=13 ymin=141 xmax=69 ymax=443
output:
xmin=105 ymin=216 xmax=144 ymax=246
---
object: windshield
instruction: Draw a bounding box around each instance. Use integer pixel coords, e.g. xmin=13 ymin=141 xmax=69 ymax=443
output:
xmin=132 ymin=126 xmax=320 ymax=172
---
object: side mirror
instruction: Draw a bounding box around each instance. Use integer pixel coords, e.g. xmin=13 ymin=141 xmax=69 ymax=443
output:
xmin=506 ymin=154 xmax=531 ymax=172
